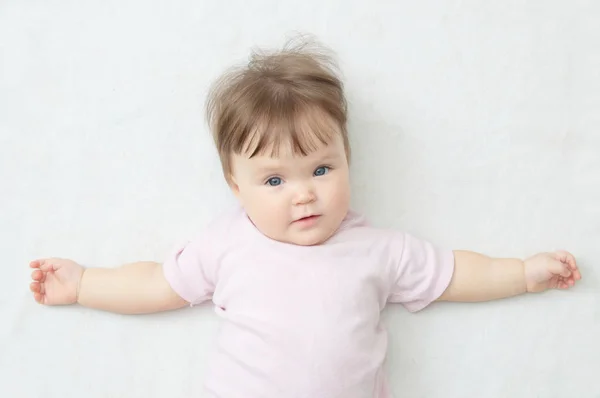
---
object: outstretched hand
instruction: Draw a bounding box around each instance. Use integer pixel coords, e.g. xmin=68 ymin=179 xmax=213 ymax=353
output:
xmin=29 ymin=258 xmax=84 ymax=305
xmin=524 ymin=250 xmax=582 ymax=293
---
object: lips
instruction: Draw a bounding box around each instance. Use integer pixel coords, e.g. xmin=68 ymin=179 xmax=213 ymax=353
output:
xmin=293 ymin=214 xmax=320 ymax=223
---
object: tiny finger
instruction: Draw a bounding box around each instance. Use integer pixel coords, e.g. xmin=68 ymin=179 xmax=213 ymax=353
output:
xmin=31 ymin=259 xmax=54 ymax=272
xmin=33 ymin=292 xmax=44 ymax=303
xmin=31 ymin=270 xmax=43 ymax=281
xmin=29 ymin=282 xmax=40 ymax=293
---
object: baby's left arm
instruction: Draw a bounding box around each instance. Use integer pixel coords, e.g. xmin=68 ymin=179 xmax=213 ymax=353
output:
xmin=437 ymin=250 xmax=582 ymax=302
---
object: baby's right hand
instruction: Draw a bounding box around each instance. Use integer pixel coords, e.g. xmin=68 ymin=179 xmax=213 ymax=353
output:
xmin=29 ymin=258 xmax=84 ymax=305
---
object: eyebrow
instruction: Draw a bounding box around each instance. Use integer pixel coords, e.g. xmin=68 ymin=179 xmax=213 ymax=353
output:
xmin=255 ymin=165 xmax=284 ymax=175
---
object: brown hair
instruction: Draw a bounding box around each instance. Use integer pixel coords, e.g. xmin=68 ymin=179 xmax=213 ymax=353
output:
xmin=205 ymin=36 xmax=350 ymax=182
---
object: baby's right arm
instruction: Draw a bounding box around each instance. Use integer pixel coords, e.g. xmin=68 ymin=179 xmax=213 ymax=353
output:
xmin=29 ymin=258 xmax=188 ymax=314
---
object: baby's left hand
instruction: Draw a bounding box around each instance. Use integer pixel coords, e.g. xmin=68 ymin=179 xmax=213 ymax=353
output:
xmin=524 ymin=250 xmax=582 ymax=293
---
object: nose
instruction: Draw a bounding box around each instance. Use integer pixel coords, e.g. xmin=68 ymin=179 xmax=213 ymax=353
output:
xmin=293 ymin=182 xmax=316 ymax=205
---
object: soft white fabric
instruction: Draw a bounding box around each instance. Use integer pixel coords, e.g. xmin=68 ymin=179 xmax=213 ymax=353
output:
xmin=163 ymin=206 xmax=454 ymax=397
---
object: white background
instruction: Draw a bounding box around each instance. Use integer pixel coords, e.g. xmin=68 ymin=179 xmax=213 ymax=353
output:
xmin=1 ymin=1 xmax=598 ymax=397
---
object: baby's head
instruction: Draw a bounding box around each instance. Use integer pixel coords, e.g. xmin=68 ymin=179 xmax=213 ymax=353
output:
xmin=205 ymin=38 xmax=351 ymax=246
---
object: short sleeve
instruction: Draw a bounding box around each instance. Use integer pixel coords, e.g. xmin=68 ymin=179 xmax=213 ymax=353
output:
xmin=162 ymin=233 xmax=217 ymax=305
xmin=387 ymin=232 xmax=455 ymax=312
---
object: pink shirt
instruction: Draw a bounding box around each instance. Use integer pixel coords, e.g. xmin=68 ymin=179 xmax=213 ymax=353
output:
xmin=163 ymin=206 xmax=454 ymax=398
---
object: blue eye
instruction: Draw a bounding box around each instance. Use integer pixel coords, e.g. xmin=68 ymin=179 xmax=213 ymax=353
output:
xmin=266 ymin=177 xmax=282 ymax=186
xmin=314 ymin=166 xmax=330 ymax=176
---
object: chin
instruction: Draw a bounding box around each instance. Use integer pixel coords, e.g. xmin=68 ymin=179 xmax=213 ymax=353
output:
xmin=289 ymin=230 xmax=331 ymax=246
xmin=292 ymin=238 xmax=321 ymax=246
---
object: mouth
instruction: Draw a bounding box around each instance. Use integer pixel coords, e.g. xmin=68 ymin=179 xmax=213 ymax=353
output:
xmin=293 ymin=214 xmax=321 ymax=224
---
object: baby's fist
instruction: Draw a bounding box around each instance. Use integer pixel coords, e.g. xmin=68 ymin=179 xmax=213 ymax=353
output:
xmin=524 ymin=250 xmax=581 ymax=293
xmin=29 ymin=258 xmax=84 ymax=305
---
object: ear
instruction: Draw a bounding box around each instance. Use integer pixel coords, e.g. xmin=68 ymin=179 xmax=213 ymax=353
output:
xmin=228 ymin=174 xmax=241 ymax=198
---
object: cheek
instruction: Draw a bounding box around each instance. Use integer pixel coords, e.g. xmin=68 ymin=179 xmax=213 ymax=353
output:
xmin=236 ymin=184 xmax=262 ymax=210
xmin=335 ymin=183 xmax=351 ymax=207
xmin=333 ymin=173 xmax=351 ymax=196
xmin=318 ymin=176 xmax=350 ymax=206
xmin=247 ymin=186 xmax=288 ymax=212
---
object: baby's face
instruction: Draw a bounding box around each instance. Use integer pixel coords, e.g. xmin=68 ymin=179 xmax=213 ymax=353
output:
xmin=229 ymin=134 xmax=350 ymax=246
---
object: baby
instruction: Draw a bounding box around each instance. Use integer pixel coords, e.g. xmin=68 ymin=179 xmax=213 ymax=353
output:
xmin=28 ymin=38 xmax=581 ymax=398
